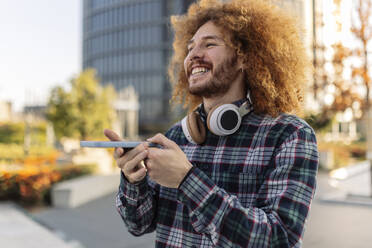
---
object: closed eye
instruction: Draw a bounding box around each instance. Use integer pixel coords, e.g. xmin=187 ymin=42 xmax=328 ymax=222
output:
xmin=206 ymin=43 xmax=216 ymax=47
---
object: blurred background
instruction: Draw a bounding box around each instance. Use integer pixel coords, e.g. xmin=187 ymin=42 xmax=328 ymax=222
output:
xmin=0 ymin=0 xmax=371 ymax=247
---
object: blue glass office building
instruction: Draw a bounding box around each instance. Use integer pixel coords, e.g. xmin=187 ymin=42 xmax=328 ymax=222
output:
xmin=82 ymin=0 xmax=194 ymax=131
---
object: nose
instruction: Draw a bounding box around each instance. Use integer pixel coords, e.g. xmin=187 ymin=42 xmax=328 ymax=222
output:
xmin=187 ymin=45 xmax=204 ymax=62
xmin=184 ymin=44 xmax=205 ymax=74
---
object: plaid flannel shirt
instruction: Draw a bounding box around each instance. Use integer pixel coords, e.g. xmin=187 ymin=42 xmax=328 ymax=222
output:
xmin=116 ymin=102 xmax=318 ymax=248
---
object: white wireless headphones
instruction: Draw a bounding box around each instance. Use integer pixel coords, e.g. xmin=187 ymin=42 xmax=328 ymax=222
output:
xmin=181 ymin=92 xmax=253 ymax=144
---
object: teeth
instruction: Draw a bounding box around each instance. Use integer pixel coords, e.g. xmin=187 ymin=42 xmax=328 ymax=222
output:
xmin=191 ymin=67 xmax=209 ymax=75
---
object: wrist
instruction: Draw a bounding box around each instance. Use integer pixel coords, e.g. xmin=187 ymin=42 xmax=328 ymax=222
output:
xmin=178 ymin=163 xmax=195 ymax=188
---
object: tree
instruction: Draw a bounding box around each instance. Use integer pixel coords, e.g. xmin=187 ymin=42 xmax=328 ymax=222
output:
xmin=350 ymin=0 xmax=372 ymax=197
xmin=46 ymin=69 xmax=117 ymax=140
xmin=329 ymin=42 xmax=363 ymax=113
xmin=311 ymin=1 xmax=367 ymax=126
xmin=312 ymin=0 xmax=328 ymax=104
xmin=308 ymin=0 xmax=354 ymax=131
xmin=351 ymin=0 xmax=371 ymax=112
xmin=306 ymin=0 xmax=334 ymax=132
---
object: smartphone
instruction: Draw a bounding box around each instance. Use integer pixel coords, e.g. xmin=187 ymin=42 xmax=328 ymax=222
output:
xmin=80 ymin=141 xmax=160 ymax=149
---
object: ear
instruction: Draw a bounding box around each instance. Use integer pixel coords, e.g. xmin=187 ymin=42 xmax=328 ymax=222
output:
xmin=237 ymin=56 xmax=245 ymax=72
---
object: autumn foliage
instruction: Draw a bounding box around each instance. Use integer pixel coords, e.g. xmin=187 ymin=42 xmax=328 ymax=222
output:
xmin=0 ymin=164 xmax=95 ymax=205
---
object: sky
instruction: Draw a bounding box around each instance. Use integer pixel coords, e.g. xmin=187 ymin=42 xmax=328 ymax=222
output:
xmin=0 ymin=0 xmax=81 ymax=112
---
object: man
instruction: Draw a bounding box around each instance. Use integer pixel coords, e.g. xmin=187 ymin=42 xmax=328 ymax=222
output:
xmin=105 ymin=0 xmax=318 ymax=247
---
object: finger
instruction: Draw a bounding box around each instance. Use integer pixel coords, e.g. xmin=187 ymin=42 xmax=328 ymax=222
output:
xmin=147 ymin=133 xmax=176 ymax=149
xmin=119 ymin=143 xmax=148 ymax=165
xmin=104 ymin=129 xmax=122 ymax=141
xmin=114 ymin=147 xmax=124 ymax=160
xmin=104 ymin=130 xmax=125 ymax=159
xmin=147 ymin=147 xmax=163 ymax=161
xmin=129 ymin=167 xmax=147 ymax=183
xmin=123 ymin=150 xmax=148 ymax=174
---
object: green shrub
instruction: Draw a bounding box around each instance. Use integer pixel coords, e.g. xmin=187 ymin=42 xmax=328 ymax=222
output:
xmin=0 ymin=121 xmax=48 ymax=146
xmin=0 ymin=122 xmax=24 ymax=144
xmin=0 ymin=144 xmax=58 ymax=163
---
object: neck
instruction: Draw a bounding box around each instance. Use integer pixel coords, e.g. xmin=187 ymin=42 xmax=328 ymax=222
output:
xmin=203 ymin=74 xmax=246 ymax=113
xmin=203 ymin=94 xmax=243 ymax=113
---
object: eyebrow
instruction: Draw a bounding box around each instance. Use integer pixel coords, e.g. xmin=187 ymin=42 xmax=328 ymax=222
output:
xmin=187 ymin=35 xmax=224 ymax=47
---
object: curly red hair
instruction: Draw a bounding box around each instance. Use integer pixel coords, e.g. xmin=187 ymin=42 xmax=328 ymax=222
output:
xmin=168 ymin=0 xmax=311 ymax=117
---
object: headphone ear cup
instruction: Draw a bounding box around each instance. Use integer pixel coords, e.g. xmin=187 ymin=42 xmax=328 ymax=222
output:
xmin=207 ymin=104 xmax=241 ymax=136
xmin=206 ymin=104 xmax=223 ymax=135
xmin=187 ymin=111 xmax=206 ymax=144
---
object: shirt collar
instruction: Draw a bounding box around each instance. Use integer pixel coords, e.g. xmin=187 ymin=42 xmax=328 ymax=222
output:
xmin=197 ymin=103 xmax=208 ymax=123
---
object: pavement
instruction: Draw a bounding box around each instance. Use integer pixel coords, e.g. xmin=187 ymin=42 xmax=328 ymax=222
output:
xmin=302 ymin=170 xmax=372 ymax=248
xmin=1 ymin=166 xmax=372 ymax=248
xmin=319 ymin=161 xmax=372 ymax=207
xmin=31 ymin=192 xmax=155 ymax=248
xmin=0 ymin=202 xmax=82 ymax=248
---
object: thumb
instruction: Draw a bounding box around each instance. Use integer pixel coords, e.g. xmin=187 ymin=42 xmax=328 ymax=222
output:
xmin=104 ymin=129 xmax=122 ymax=141
xmin=147 ymin=133 xmax=176 ymax=149
xmin=104 ymin=129 xmax=124 ymax=157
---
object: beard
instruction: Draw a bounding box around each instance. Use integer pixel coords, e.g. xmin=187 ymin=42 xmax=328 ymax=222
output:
xmin=188 ymin=55 xmax=240 ymax=98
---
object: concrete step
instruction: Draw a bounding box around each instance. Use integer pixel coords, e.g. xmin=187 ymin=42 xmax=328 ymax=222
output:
xmin=52 ymin=173 xmax=120 ymax=208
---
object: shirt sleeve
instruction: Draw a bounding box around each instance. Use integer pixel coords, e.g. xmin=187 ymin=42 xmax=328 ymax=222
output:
xmin=115 ymin=171 xmax=159 ymax=236
xmin=177 ymin=127 xmax=319 ymax=247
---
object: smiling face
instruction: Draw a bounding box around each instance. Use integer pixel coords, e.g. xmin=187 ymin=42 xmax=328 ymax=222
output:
xmin=183 ymin=21 xmax=242 ymax=98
